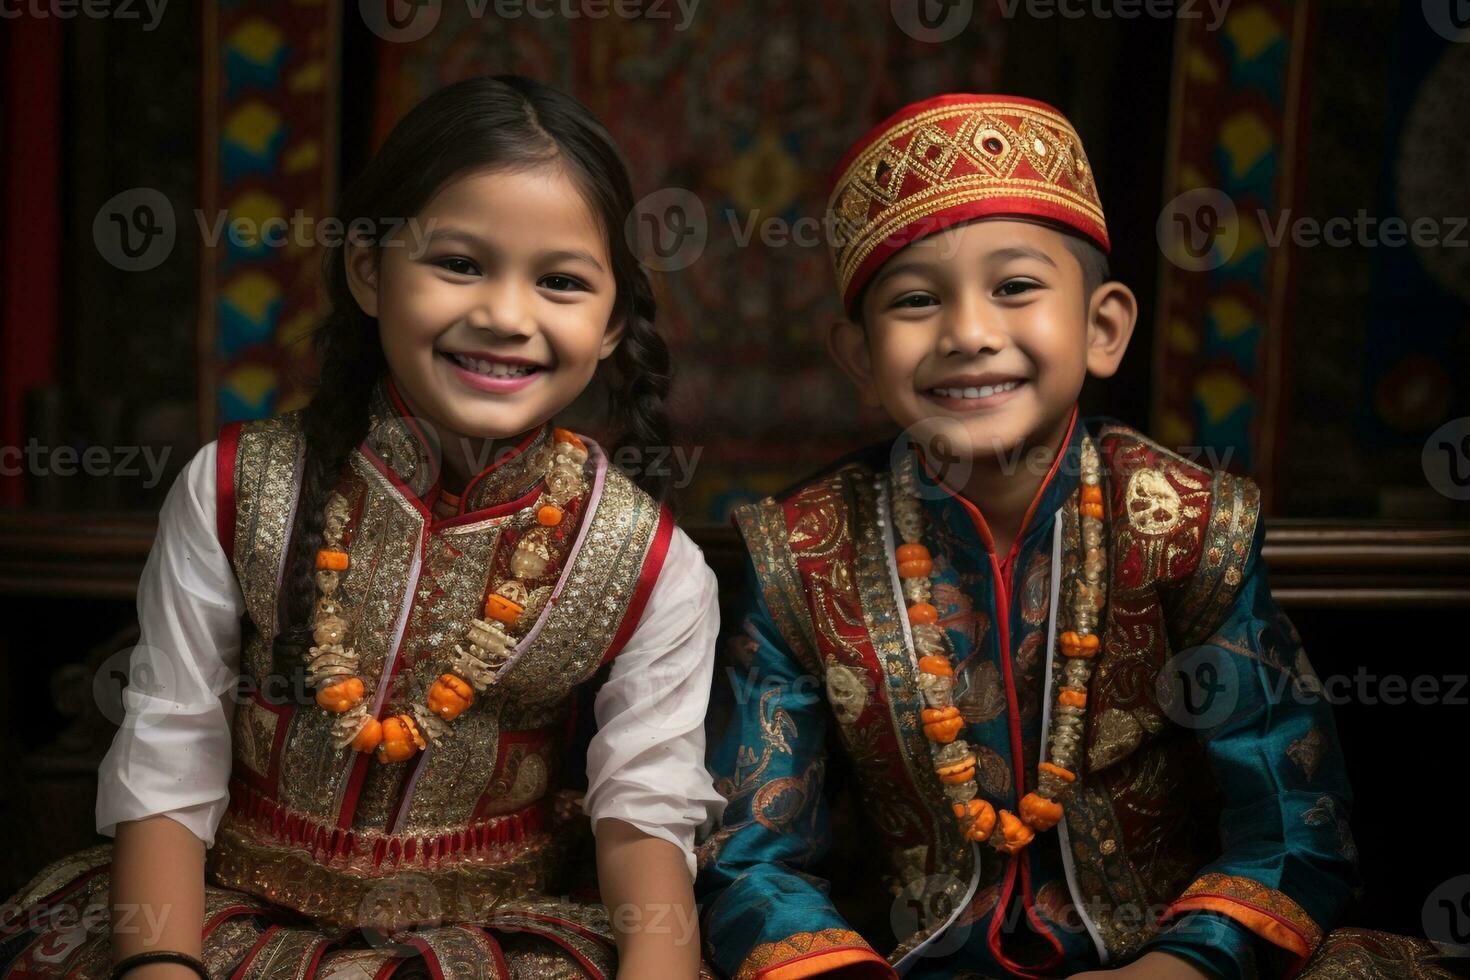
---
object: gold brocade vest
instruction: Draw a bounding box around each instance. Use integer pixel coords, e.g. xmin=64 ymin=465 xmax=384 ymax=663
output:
xmin=733 ymin=421 xmax=1262 ymax=963
xmin=204 ymin=385 xmax=671 ymax=931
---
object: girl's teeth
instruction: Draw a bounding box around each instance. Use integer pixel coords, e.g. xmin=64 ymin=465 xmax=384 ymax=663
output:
xmin=450 ymin=353 xmax=535 ymax=377
xmin=934 ymin=380 xmax=1021 ymax=399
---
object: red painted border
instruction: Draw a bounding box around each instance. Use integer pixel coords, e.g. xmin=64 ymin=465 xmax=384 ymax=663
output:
xmin=0 ymin=14 xmax=61 ymax=506
xmin=215 ymin=421 xmax=243 ymax=561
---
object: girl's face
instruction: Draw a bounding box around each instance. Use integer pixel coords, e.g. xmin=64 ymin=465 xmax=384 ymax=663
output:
xmin=346 ymin=164 xmax=623 ymax=446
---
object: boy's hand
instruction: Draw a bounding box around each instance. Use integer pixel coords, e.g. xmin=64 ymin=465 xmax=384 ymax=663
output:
xmin=1070 ymin=950 xmax=1216 ymax=979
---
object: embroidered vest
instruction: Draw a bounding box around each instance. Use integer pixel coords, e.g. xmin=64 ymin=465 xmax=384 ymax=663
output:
xmin=734 ymin=420 xmax=1260 ymax=962
xmin=204 ymin=391 xmax=671 ymax=931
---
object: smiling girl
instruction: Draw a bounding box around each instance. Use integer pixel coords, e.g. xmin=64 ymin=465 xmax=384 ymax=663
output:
xmin=0 ymin=76 xmax=722 ymax=980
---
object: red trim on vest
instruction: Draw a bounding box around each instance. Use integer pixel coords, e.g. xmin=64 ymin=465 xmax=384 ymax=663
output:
xmin=216 ymin=421 xmax=243 ymax=562
xmin=598 ymin=503 xmax=675 ymax=670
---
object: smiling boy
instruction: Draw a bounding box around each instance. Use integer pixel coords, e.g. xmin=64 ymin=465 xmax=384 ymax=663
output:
xmin=696 ymin=95 xmax=1360 ymax=979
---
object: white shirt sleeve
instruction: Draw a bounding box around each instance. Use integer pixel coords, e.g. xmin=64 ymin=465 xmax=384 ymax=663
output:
xmin=95 ymin=440 xmax=245 ymax=848
xmin=581 ymin=524 xmax=727 ymax=880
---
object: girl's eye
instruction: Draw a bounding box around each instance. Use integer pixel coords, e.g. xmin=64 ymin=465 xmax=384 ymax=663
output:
xmin=435 ymin=256 xmax=479 ymax=276
xmin=891 ymin=292 xmax=938 ymax=310
xmin=540 ymin=274 xmax=588 ymax=292
xmin=996 ymin=279 xmax=1040 ymax=297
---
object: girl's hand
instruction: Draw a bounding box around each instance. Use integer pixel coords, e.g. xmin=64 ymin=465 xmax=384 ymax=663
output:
xmin=594 ymin=818 xmax=702 ymax=980
xmin=1070 ymin=950 xmax=1217 ymax=979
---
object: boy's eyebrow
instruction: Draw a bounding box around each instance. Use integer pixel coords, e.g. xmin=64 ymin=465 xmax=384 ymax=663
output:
xmin=988 ymin=245 xmax=1059 ymax=267
xmin=868 ymin=242 xmax=1061 ymax=291
xmin=420 ymin=229 xmax=606 ymax=273
xmin=868 ymin=258 xmax=932 ymax=290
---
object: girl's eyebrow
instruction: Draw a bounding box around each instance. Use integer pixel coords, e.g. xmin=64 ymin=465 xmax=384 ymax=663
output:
xmin=422 ymin=228 xmax=484 ymax=247
xmin=420 ymin=229 xmax=606 ymax=274
xmin=542 ymin=248 xmax=607 ymax=274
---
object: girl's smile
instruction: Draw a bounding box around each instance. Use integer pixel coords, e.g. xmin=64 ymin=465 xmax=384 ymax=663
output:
xmin=438 ymin=348 xmax=547 ymax=394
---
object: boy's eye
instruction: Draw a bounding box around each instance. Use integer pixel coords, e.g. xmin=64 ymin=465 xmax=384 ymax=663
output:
xmin=435 ymin=256 xmax=480 ymax=276
xmin=995 ymin=279 xmax=1040 ymax=297
xmin=891 ymin=292 xmax=938 ymax=309
xmin=539 ymin=274 xmax=588 ymax=292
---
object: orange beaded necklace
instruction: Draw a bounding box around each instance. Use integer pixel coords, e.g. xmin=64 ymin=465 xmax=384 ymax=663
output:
xmin=306 ymin=428 xmax=589 ymax=764
xmin=893 ymin=436 xmax=1106 ymax=854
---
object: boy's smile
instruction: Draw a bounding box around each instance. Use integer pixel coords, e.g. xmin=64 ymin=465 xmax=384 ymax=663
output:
xmin=831 ymin=217 xmax=1135 ymax=468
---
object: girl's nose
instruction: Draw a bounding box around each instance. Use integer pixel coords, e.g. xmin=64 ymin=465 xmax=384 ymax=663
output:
xmin=466 ymin=280 xmax=535 ymax=337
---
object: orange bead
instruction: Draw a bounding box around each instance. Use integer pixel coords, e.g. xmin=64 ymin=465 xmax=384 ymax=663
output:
xmin=351 ymin=717 xmax=383 ymax=754
xmin=536 ymin=504 xmax=563 ymax=526
xmin=907 ymin=602 xmax=939 ymax=625
xmin=1057 ymin=688 xmax=1087 ymax=709
xmin=1039 ymin=762 xmax=1076 ymax=784
xmin=1019 ymin=792 xmax=1064 ymax=831
xmin=917 ymin=655 xmax=953 ymax=677
xmin=315 ymin=549 xmax=349 ymax=571
xmin=484 ymin=593 xmax=524 ymax=626
xmin=953 ymin=799 xmax=996 ymax=842
xmin=991 ymin=809 xmax=1035 ymax=854
xmin=921 ymin=706 xmax=964 ymax=743
xmin=896 ymin=543 xmax=931 ymax=563
xmin=315 ymin=676 xmax=364 ymax=713
xmin=898 ymin=558 xmax=934 ymax=579
xmin=376 ymin=714 xmax=423 ymax=764
xmin=427 ymin=673 xmax=474 ymax=721
xmin=937 ymin=755 xmax=976 ymax=785
xmin=1082 ymin=501 xmax=1105 ymax=520
xmin=552 ymin=428 xmax=586 ymax=452
xmin=1060 ymin=631 xmax=1101 ymax=658
xmin=1081 ymin=485 xmax=1104 ymax=505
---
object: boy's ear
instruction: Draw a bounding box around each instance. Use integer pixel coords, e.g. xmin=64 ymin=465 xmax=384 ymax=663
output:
xmin=344 ymin=242 xmax=381 ymax=318
xmin=826 ymin=315 xmax=883 ymax=408
xmin=1084 ymin=280 xmax=1138 ymax=379
xmin=599 ymin=314 xmax=628 ymax=360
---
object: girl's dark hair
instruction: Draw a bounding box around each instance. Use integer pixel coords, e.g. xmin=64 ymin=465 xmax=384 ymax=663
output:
xmin=270 ymin=74 xmax=671 ymax=691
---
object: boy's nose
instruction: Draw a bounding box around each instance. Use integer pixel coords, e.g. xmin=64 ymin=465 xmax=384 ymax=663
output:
xmin=939 ymin=303 xmax=1008 ymax=357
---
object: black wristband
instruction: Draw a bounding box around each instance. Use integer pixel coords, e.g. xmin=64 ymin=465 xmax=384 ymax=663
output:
xmin=110 ymin=950 xmax=210 ymax=980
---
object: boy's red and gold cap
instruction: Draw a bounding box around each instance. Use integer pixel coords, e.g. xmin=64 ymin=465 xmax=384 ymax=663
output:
xmin=826 ymin=93 xmax=1110 ymax=312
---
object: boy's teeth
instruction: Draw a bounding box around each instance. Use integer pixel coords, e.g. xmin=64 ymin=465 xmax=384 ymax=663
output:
xmin=934 ymin=380 xmax=1021 ymax=399
xmin=450 ymin=353 xmax=535 ymax=378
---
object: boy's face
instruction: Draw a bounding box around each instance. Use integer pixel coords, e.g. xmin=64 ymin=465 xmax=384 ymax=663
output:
xmin=831 ymin=217 xmax=1135 ymax=462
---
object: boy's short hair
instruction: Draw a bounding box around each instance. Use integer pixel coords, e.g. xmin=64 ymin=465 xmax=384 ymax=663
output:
xmin=1061 ymin=231 xmax=1111 ymax=298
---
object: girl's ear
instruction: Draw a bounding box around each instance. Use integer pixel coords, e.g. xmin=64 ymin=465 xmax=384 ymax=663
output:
xmin=826 ymin=316 xmax=882 ymax=408
xmin=1084 ymin=280 xmax=1137 ymax=379
xmin=598 ymin=314 xmax=628 ymax=360
xmin=344 ymin=242 xmax=381 ymax=318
